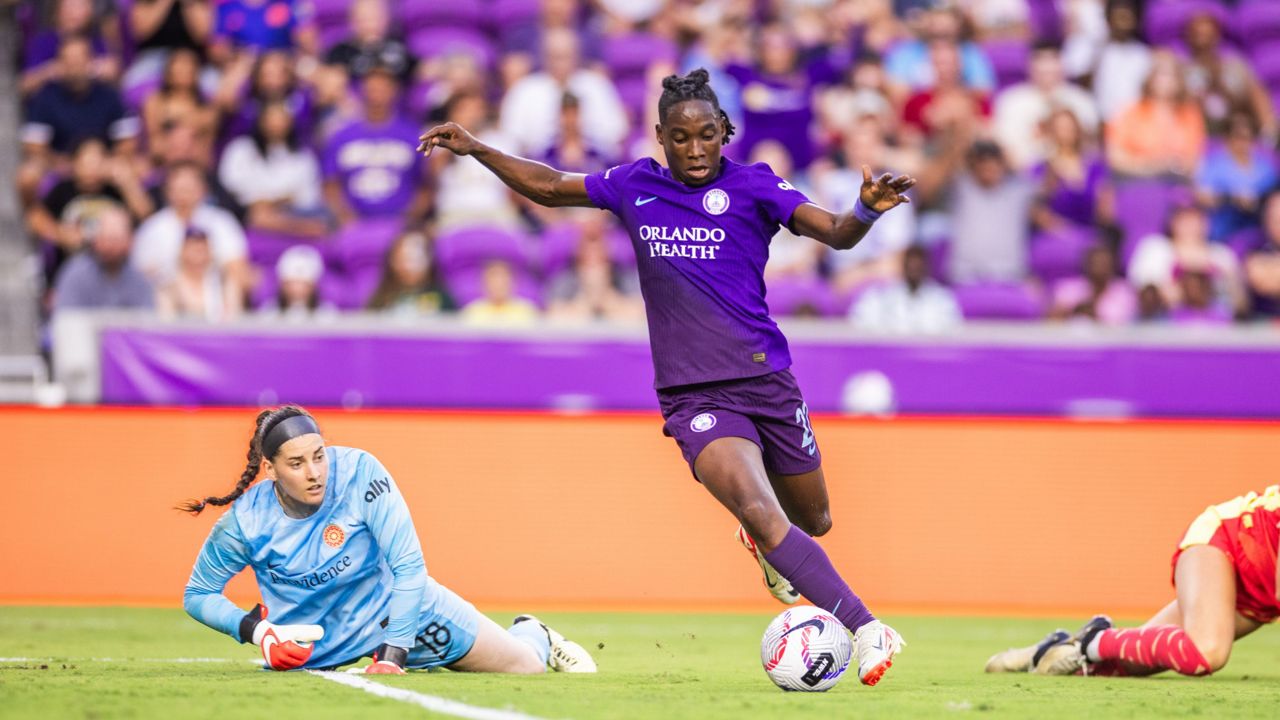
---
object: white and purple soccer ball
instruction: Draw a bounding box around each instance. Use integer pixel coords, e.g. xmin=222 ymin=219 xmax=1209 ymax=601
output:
xmin=761 ymin=606 xmax=852 ymax=692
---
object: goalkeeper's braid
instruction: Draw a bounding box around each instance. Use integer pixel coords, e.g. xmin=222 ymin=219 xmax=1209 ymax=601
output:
xmin=178 ymin=405 xmax=311 ymax=514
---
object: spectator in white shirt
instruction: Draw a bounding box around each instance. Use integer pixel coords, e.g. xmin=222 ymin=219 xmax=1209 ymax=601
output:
xmin=133 ymin=161 xmax=248 ymax=292
xmin=498 ymin=27 xmax=628 ymax=157
xmin=218 ymin=100 xmax=328 ymax=238
xmin=851 ymin=245 xmax=963 ymax=333
xmin=993 ymin=41 xmax=1099 ymax=171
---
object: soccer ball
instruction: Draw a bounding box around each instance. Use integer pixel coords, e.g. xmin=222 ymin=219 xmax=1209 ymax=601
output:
xmin=760 ymin=605 xmax=852 ymax=692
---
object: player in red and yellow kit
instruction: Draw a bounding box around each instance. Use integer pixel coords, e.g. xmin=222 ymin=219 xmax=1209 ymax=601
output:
xmin=987 ymin=485 xmax=1280 ymax=677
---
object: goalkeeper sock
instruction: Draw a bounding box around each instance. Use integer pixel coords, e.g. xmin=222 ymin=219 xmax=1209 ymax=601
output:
xmin=764 ymin=524 xmax=876 ymax=633
xmin=508 ymin=620 xmax=551 ymax=666
xmin=1088 ymin=626 xmax=1213 ymax=676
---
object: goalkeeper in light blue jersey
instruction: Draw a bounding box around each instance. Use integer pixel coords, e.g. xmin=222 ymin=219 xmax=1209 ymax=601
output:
xmin=182 ymin=405 xmax=597 ymax=674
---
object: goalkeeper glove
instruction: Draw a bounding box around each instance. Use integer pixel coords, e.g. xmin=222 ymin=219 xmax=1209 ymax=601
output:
xmin=239 ymin=604 xmax=325 ymax=671
xmin=365 ymin=643 xmax=408 ymax=675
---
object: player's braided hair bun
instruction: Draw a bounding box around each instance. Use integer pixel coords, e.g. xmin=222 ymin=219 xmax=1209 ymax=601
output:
xmin=658 ymin=68 xmax=736 ymax=144
xmin=178 ymin=405 xmax=315 ymax=514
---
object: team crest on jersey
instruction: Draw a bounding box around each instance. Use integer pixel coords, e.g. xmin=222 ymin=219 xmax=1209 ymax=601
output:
xmin=702 ymin=188 xmax=730 ymax=216
xmin=323 ymin=524 xmax=345 ymax=548
xmin=690 ymin=413 xmax=718 ymax=433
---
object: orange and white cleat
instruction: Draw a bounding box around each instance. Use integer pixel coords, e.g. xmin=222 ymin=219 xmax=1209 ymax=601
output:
xmin=734 ymin=525 xmax=800 ymax=605
xmin=852 ymin=620 xmax=905 ymax=686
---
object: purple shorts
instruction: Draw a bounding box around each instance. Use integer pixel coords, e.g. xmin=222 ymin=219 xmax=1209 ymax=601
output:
xmin=657 ymin=369 xmax=822 ymax=479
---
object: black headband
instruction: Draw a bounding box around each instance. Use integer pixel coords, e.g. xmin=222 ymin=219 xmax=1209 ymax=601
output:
xmin=261 ymin=415 xmax=321 ymax=459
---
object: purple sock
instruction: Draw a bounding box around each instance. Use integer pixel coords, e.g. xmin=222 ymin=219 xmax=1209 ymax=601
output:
xmin=764 ymin=525 xmax=876 ymax=632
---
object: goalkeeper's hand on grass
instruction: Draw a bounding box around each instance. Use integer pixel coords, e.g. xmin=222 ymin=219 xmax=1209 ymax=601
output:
xmin=239 ymin=604 xmax=325 ymax=671
xmin=365 ymin=644 xmax=408 ymax=675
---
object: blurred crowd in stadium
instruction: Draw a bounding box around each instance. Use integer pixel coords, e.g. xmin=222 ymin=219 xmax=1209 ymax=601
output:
xmin=14 ymin=0 xmax=1280 ymax=334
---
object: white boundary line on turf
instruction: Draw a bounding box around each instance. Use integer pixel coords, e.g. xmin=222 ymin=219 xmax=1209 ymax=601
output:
xmin=0 ymin=655 xmax=257 ymax=661
xmin=308 ymin=670 xmax=550 ymax=720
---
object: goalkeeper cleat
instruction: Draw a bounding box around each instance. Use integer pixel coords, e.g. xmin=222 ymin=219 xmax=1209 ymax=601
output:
xmin=1030 ymin=615 xmax=1114 ymax=676
xmin=852 ymin=620 xmax=905 ymax=686
xmin=1031 ymin=640 xmax=1086 ymax=676
xmin=985 ymin=629 xmax=1070 ymax=673
xmin=1072 ymin=615 xmax=1114 ymax=656
xmin=734 ymin=525 xmax=800 ymax=605
xmin=512 ymin=615 xmax=597 ymax=673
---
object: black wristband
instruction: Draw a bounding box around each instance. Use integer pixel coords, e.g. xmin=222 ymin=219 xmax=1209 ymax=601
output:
xmin=373 ymin=644 xmax=408 ymax=668
xmin=239 ymin=604 xmax=265 ymax=644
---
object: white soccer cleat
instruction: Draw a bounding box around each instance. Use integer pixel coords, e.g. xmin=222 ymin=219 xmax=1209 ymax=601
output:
xmin=513 ymin=615 xmax=597 ymax=673
xmin=1031 ymin=642 xmax=1086 ymax=676
xmin=734 ymin=525 xmax=800 ymax=605
xmin=852 ymin=620 xmax=905 ymax=686
xmin=985 ymin=629 xmax=1070 ymax=673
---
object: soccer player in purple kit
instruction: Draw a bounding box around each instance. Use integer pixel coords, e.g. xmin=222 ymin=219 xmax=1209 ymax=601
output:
xmin=419 ymin=69 xmax=915 ymax=686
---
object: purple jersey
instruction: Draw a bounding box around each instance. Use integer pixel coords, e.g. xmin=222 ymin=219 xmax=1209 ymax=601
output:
xmin=321 ymin=117 xmax=423 ymax=219
xmin=585 ymin=157 xmax=811 ymax=389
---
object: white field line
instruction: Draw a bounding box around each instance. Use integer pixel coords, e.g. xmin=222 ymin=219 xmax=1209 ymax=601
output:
xmin=309 ymin=670 xmax=551 ymax=720
xmin=0 ymin=656 xmax=257 ymax=663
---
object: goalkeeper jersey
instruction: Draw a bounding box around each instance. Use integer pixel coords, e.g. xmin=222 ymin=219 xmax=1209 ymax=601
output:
xmin=183 ymin=446 xmax=429 ymax=668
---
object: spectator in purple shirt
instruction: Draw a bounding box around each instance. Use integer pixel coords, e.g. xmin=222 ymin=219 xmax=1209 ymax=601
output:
xmin=541 ymin=92 xmax=613 ymax=175
xmin=21 ymin=0 xmax=120 ymax=96
xmin=322 ymin=67 xmax=430 ymax=226
xmin=1170 ymin=267 xmax=1234 ymax=326
xmin=725 ymin=23 xmax=830 ymax=169
xmin=215 ymin=49 xmax=313 ymax=146
xmin=1049 ymin=244 xmax=1137 ymax=326
xmin=1031 ymin=108 xmax=1114 ymax=234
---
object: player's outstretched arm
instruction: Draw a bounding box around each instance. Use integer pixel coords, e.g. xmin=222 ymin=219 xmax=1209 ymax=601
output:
xmin=418 ymin=122 xmax=593 ymax=208
xmin=790 ymin=165 xmax=915 ymax=251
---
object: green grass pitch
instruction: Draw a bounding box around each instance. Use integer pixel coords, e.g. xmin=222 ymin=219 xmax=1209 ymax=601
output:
xmin=2 ymin=607 xmax=1278 ymax=719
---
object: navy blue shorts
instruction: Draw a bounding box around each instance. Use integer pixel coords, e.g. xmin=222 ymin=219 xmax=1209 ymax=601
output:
xmin=657 ymin=369 xmax=822 ymax=479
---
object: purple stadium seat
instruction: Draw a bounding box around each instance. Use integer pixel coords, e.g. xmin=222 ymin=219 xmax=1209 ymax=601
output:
xmin=1235 ymin=1 xmax=1280 ymax=49
xmin=1225 ymin=227 xmax=1265 ymax=260
xmin=615 ymin=76 xmax=650 ymax=123
xmin=1145 ymin=0 xmax=1228 ymax=48
xmin=1029 ymin=226 xmax=1099 ymax=285
xmin=434 ymin=226 xmax=537 ymax=277
xmin=953 ymin=282 xmax=1046 ymax=320
xmin=488 ymin=0 xmax=542 ymax=35
xmin=602 ymin=33 xmax=678 ymax=80
xmin=535 ymin=222 xmax=583 ymax=278
xmin=318 ymin=25 xmax=349 ymax=53
xmin=335 ymin=217 xmax=405 ymax=276
xmin=1250 ymin=41 xmax=1280 ymax=90
xmin=123 ymin=75 xmax=161 ymax=113
xmin=397 ymin=1 xmax=485 ymax=32
xmin=1027 ymin=0 xmax=1064 ymax=43
xmin=981 ymin=39 xmax=1030 ymax=91
xmin=1113 ymin=180 xmax=1192 ymax=262
xmin=311 ymin=0 xmax=351 ymax=30
xmin=408 ymin=27 xmax=496 ymax=67
xmin=245 ymin=229 xmax=340 ymax=270
xmin=766 ymin=276 xmax=840 ymax=318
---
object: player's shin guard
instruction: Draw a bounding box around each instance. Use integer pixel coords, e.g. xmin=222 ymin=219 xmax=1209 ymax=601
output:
xmin=763 ymin=525 xmax=876 ymax=633
xmin=1090 ymin=626 xmax=1214 ymax=676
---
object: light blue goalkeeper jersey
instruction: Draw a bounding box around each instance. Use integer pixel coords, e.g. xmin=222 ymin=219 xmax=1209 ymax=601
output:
xmin=184 ymin=446 xmax=430 ymax=668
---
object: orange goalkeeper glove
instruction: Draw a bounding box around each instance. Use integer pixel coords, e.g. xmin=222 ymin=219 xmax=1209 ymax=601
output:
xmin=240 ymin=604 xmax=325 ymax=671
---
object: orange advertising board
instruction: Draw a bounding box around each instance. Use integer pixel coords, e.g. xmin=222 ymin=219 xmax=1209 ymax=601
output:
xmin=2 ymin=407 xmax=1276 ymax=617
